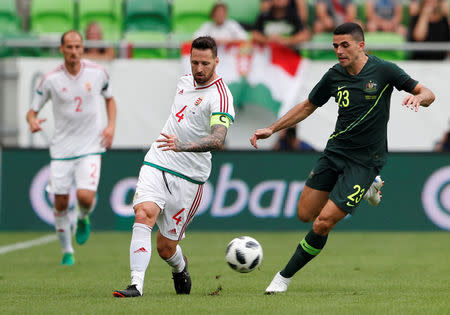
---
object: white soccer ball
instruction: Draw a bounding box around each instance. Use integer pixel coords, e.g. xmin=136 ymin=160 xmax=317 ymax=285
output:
xmin=225 ymin=236 xmax=263 ymax=273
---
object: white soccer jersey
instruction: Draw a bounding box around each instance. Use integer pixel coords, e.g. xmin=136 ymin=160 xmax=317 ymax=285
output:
xmin=31 ymin=59 xmax=112 ymax=159
xmin=144 ymin=75 xmax=235 ymax=183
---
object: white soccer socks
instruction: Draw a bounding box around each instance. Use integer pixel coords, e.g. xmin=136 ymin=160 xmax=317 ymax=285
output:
xmin=129 ymin=223 xmax=152 ymax=295
xmin=53 ymin=209 xmax=74 ymax=254
xmin=363 ymin=175 xmax=384 ymax=206
xmin=265 ymin=272 xmax=292 ymax=294
xmin=165 ymin=245 xmax=186 ymax=273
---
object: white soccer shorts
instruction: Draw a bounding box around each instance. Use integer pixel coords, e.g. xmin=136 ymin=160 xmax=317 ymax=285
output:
xmin=46 ymin=154 xmax=102 ymax=195
xmin=133 ymin=165 xmax=203 ymax=241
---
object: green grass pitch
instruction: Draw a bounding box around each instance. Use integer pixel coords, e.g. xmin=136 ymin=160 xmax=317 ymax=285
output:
xmin=0 ymin=231 xmax=449 ymax=314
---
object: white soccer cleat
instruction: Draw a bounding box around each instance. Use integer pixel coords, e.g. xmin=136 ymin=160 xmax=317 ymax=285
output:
xmin=363 ymin=175 xmax=384 ymax=206
xmin=265 ymin=272 xmax=291 ymax=294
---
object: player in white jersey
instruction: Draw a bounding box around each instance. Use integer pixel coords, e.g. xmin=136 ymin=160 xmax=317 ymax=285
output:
xmin=26 ymin=30 xmax=117 ymax=266
xmin=114 ymin=36 xmax=235 ymax=298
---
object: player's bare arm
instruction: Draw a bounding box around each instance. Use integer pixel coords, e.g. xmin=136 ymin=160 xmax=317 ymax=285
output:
xmin=157 ymin=124 xmax=228 ymax=152
xmin=250 ymin=99 xmax=317 ymax=148
xmin=101 ymin=97 xmax=117 ymax=148
xmin=26 ymin=109 xmax=46 ymax=133
xmin=402 ymin=83 xmax=435 ymax=112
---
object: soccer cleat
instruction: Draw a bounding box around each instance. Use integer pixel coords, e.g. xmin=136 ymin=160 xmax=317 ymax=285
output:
xmin=113 ymin=285 xmax=142 ymax=298
xmin=363 ymin=175 xmax=384 ymax=206
xmin=172 ymin=255 xmax=191 ymax=294
xmin=265 ymin=272 xmax=291 ymax=294
xmin=75 ymin=217 xmax=90 ymax=245
xmin=61 ymin=253 xmax=74 ymax=266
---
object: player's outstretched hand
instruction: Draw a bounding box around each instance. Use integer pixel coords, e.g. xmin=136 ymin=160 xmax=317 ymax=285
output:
xmin=250 ymin=128 xmax=273 ymax=149
xmin=157 ymin=133 xmax=181 ymax=152
xmin=402 ymin=94 xmax=420 ymax=112
xmin=101 ymin=124 xmax=115 ymax=149
xmin=29 ymin=118 xmax=46 ymax=133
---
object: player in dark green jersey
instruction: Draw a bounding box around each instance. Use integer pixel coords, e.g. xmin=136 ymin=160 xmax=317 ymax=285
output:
xmin=250 ymin=22 xmax=435 ymax=294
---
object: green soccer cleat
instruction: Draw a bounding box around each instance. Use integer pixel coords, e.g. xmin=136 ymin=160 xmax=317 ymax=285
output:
xmin=61 ymin=253 xmax=74 ymax=266
xmin=75 ymin=217 xmax=91 ymax=245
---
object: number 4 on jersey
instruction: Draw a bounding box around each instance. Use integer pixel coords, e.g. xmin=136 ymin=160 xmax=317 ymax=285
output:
xmin=175 ymin=105 xmax=187 ymax=122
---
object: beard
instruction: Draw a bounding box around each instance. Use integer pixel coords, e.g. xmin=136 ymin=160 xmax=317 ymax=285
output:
xmin=194 ymin=72 xmax=212 ymax=85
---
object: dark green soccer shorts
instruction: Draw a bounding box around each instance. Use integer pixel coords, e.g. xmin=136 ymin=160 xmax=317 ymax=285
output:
xmin=305 ymin=153 xmax=380 ymax=214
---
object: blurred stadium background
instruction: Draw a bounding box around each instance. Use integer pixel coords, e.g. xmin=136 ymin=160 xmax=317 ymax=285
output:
xmin=0 ymin=1 xmax=449 ymax=313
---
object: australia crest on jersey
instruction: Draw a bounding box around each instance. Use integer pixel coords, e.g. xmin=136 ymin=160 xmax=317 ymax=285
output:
xmin=364 ymin=80 xmax=378 ymax=93
xmin=194 ymin=97 xmax=203 ymax=106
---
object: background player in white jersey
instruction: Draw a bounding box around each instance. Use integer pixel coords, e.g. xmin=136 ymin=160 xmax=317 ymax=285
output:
xmin=114 ymin=36 xmax=235 ymax=298
xmin=26 ymin=30 xmax=117 ymax=266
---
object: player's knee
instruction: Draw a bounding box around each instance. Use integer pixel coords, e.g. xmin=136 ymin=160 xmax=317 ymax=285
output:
xmin=297 ymin=204 xmax=316 ymax=222
xmin=77 ymin=190 xmax=95 ymax=207
xmin=156 ymin=243 xmax=175 ymax=260
xmin=297 ymin=208 xmax=315 ymax=222
xmin=134 ymin=208 xmax=148 ymax=223
xmin=313 ymin=216 xmax=335 ymax=235
xmin=54 ymin=195 xmax=69 ymax=210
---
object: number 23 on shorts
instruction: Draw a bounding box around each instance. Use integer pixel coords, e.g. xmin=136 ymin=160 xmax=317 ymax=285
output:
xmin=346 ymin=185 xmax=365 ymax=207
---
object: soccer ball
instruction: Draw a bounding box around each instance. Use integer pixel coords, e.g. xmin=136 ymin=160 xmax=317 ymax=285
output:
xmin=225 ymin=236 xmax=263 ymax=273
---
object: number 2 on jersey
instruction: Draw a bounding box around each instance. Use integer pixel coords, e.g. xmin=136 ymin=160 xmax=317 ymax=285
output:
xmin=75 ymin=96 xmax=83 ymax=112
xmin=175 ymin=105 xmax=187 ymax=122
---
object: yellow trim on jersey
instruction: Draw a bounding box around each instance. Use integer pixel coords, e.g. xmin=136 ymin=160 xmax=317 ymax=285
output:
xmin=210 ymin=114 xmax=231 ymax=128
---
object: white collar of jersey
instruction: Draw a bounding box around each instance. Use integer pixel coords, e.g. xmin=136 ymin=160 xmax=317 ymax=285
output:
xmin=63 ymin=60 xmax=85 ymax=80
xmin=194 ymin=77 xmax=222 ymax=90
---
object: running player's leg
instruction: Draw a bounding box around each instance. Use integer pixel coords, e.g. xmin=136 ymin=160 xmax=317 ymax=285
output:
xmin=266 ymin=199 xmax=345 ymax=294
xmin=156 ymin=231 xmax=191 ymax=294
xmin=266 ymin=155 xmax=339 ymax=293
xmin=48 ymin=160 xmax=75 ymax=265
xmin=297 ymin=185 xmax=330 ymax=222
xmin=154 ymin=173 xmax=203 ymax=294
xmin=54 ymin=194 xmax=74 ymax=265
xmin=114 ymin=166 xmax=166 ymax=298
xmin=74 ymin=155 xmax=101 ymax=244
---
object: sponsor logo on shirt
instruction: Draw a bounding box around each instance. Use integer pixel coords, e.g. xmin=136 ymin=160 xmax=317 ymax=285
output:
xmin=85 ymin=82 xmax=92 ymax=92
xmin=194 ymin=97 xmax=203 ymax=106
xmin=178 ymin=89 xmax=184 ymax=95
xmin=364 ymin=80 xmax=378 ymax=93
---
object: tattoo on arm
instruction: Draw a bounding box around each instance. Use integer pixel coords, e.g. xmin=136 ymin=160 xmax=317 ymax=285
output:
xmin=174 ymin=124 xmax=228 ymax=152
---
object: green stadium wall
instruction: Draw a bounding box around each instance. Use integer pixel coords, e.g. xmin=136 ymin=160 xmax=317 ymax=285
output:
xmin=0 ymin=148 xmax=449 ymax=231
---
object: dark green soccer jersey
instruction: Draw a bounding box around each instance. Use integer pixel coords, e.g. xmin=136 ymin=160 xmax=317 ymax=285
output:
xmin=308 ymin=55 xmax=418 ymax=168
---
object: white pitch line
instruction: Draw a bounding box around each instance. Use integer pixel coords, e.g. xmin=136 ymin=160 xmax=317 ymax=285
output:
xmin=0 ymin=234 xmax=57 ymax=255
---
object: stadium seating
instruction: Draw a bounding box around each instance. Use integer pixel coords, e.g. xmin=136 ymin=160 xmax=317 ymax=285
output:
xmin=78 ymin=0 xmax=122 ymax=41
xmin=301 ymin=33 xmax=336 ymax=60
xmin=0 ymin=0 xmax=21 ymax=34
xmin=30 ymin=0 xmax=74 ymax=36
xmin=124 ymin=31 xmax=171 ymax=59
xmin=222 ymin=0 xmax=260 ymax=28
xmin=172 ymin=0 xmax=216 ymax=40
xmin=124 ymin=0 xmax=170 ymax=33
xmin=0 ymin=32 xmax=42 ymax=57
xmin=365 ymin=32 xmax=407 ymax=60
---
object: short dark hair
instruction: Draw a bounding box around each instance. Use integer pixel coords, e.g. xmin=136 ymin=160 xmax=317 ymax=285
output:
xmin=191 ymin=36 xmax=217 ymax=57
xmin=60 ymin=30 xmax=83 ymax=45
xmin=334 ymin=22 xmax=364 ymax=42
